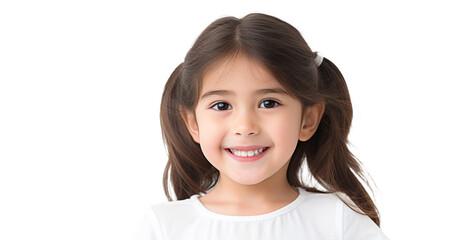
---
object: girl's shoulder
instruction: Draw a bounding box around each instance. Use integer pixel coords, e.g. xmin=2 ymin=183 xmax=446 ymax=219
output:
xmin=299 ymin=189 xmax=389 ymax=239
xmin=296 ymin=188 xmax=348 ymax=213
xmin=300 ymin=188 xmax=344 ymax=204
xmin=148 ymin=196 xmax=197 ymax=219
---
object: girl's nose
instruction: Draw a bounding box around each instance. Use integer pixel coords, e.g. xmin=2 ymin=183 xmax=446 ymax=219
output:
xmin=232 ymin=110 xmax=260 ymax=136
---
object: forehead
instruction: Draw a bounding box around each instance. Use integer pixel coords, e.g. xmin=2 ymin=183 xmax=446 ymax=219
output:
xmin=200 ymin=53 xmax=283 ymax=95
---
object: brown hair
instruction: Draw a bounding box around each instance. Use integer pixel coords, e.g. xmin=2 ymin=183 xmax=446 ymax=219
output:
xmin=160 ymin=13 xmax=380 ymax=225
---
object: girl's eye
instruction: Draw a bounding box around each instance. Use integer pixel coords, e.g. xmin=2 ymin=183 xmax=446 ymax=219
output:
xmin=259 ymin=99 xmax=280 ymax=108
xmin=211 ymin=102 xmax=232 ymax=111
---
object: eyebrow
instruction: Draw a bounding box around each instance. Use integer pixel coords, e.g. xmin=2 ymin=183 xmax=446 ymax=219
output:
xmin=200 ymin=88 xmax=289 ymax=100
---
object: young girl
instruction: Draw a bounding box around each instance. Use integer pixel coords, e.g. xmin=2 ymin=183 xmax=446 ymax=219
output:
xmin=134 ymin=13 xmax=389 ymax=239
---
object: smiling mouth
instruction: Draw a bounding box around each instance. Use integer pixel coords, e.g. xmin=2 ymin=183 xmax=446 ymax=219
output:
xmin=225 ymin=147 xmax=269 ymax=157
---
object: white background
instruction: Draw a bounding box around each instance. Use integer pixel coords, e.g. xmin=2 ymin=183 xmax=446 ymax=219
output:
xmin=1 ymin=1 xmax=472 ymax=239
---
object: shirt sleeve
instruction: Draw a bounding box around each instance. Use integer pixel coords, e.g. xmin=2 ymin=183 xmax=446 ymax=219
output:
xmin=341 ymin=203 xmax=390 ymax=240
xmin=131 ymin=207 xmax=164 ymax=240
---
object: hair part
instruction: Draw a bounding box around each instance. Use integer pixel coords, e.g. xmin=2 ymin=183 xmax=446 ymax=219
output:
xmin=160 ymin=13 xmax=380 ymax=226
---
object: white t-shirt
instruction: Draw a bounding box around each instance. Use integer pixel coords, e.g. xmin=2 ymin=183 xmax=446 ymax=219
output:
xmin=133 ymin=187 xmax=389 ymax=240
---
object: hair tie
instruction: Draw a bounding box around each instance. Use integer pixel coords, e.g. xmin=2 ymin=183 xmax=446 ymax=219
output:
xmin=315 ymin=52 xmax=324 ymax=67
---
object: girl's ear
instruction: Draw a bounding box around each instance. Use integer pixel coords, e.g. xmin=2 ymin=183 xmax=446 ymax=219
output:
xmin=299 ymin=102 xmax=325 ymax=141
xmin=179 ymin=106 xmax=200 ymax=143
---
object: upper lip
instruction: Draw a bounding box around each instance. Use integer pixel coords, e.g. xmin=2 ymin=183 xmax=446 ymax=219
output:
xmin=226 ymin=145 xmax=268 ymax=151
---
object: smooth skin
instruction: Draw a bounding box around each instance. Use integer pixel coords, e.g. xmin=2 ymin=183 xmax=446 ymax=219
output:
xmin=182 ymin=53 xmax=325 ymax=216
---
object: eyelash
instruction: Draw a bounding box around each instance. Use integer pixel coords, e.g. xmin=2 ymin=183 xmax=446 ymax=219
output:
xmin=210 ymin=102 xmax=232 ymax=111
xmin=210 ymin=99 xmax=281 ymax=111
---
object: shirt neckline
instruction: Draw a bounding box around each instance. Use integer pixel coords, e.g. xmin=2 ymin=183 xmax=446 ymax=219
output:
xmin=190 ymin=187 xmax=308 ymax=221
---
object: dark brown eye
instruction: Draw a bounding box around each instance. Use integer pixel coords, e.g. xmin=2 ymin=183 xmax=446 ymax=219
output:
xmin=259 ymin=99 xmax=280 ymax=108
xmin=211 ymin=102 xmax=232 ymax=111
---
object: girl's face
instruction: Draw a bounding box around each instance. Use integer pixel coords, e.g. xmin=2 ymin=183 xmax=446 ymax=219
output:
xmin=183 ymin=54 xmax=323 ymax=186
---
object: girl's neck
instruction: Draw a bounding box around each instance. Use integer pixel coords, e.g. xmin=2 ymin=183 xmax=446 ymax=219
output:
xmin=199 ymin=168 xmax=299 ymax=215
xmin=213 ymin=178 xmax=297 ymax=203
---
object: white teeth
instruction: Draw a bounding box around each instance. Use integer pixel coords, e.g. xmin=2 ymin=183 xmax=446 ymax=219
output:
xmin=230 ymin=148 xmax=265 ymax=157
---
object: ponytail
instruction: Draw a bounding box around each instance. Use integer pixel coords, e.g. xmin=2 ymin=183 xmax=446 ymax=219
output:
xmin=289 ymin=56 xmax=380 ymax=226
xmin=160 ymin=63 xmax=218 ymax=201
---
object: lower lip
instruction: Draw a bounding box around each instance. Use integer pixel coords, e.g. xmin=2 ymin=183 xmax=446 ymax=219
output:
xmin=225 ymin=148 xmax=269 ymax=162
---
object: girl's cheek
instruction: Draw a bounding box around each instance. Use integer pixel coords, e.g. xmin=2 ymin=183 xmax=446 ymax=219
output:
xmin=269 ymin=114 xmax=301 ymax=143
